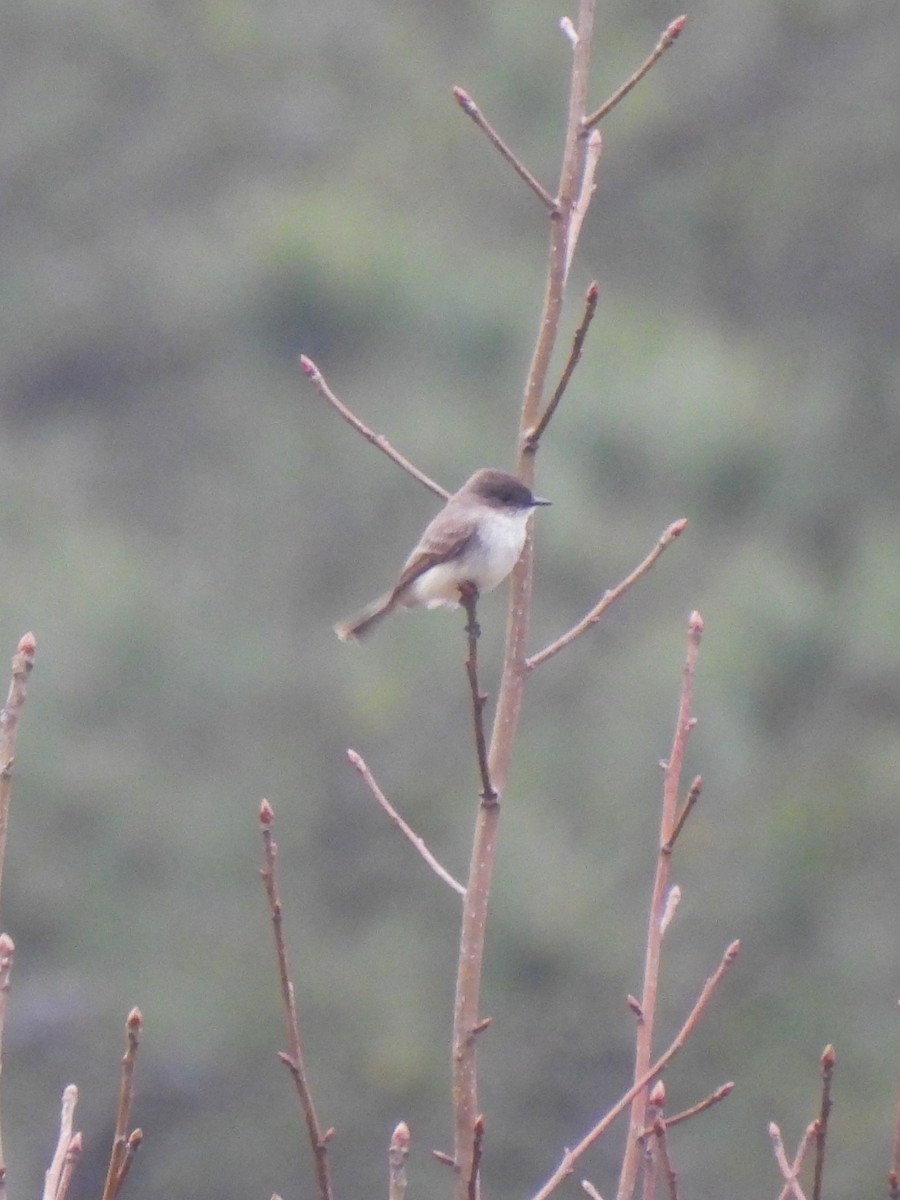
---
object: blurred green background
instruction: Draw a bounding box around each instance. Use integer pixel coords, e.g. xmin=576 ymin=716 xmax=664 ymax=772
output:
xmin=1 ymin=0 xmax=898 ymax=1198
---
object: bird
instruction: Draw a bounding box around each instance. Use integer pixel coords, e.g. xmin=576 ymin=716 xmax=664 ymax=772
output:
xmin=334 ymin=468 xmax=550 ymax=642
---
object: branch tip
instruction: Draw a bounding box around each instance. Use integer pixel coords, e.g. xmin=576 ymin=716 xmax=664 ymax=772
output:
xmin=126 ymin=1007 xmax=142 ymax=1031
xmin=260 ymin=797 xmax=274 ymax=825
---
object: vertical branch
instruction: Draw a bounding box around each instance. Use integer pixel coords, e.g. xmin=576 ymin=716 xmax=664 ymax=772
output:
xmin=617 ymin=613 xmax=704 ymax=1200
xmin=451 ymin=7 xmax=597 ymax=1197
xmin=259 ymin=800 xmax=335 ymax=1200
xmin=100 ymin=1008 xmax=142 ymax=1200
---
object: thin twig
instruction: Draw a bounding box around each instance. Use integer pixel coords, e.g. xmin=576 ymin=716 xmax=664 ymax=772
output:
xmin=461 ymin=588 xmax=496 ymax=802
xmin=770 ymin=1123 xmax=811 ymax=1200
xmin=652 ymin=1117 xmax=680 ymax=1200
xmin=452 ymin=88 xmax=558 ymax=213
xmin=100 ymin=1007 xmax=142 ymax=1200
xmin=663 ymin=776 xmax=702 ymax=854
xmin=389 ymin=1121 xmax=410 ymax=1200
xmin=43 ymin=1085 xmax=79 ymax=1200
xmin=531 ymin=940 xmax=739 ymax=1200
xmin=891 ymin=1023 xmax=900 ymax=1200
xmin=347 ymin=749 xmax=466 ymax=896
xmin=259 ymin=800 xmax=335 ymax=1200
xmin=469 ymin=1114 xmax=485 ymax=1200
xmin=0 ymin=932 xmax=13 ymax=1197
xmin=55 ymin=1132 xmax=82 ymax=1200
xmin=299 ymin=356 xmax=447 ymax=500
xmin=565 ymin=131 xmax=603 ymax=282
xmin=0 ymin=631 xmax=36 ymax=908
xmin=582 ymin=16 xmax=687 ymax=133
xmin=617 ymin=612 xmax=704 ymax=1200
xmin=643 ymin=1081 xmax=734 ymax=1134
xmin=526 ymin=520 xmax=687 ymax=671
xmin=581 ymin=1182 xmax=605 ymax=1200
xmin=112 ymin=1130 xmax=142 ymax=1198
xmin=524 ymin=282 xmax=600 ymax=455
xmin=812 ymin=1044 xmax=835 ymax=1200
xmin=775 ymin=1123 xmax=817 ymax=1200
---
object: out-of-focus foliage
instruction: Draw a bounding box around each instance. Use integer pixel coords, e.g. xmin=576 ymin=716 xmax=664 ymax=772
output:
xmin=1 ymin=1 xmax=898 ymax=1198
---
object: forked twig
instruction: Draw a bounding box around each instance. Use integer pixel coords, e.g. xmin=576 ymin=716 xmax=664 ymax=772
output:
xmin=524 ymin=282 xmax=600 ymax=454
xmin=582 ymin=16 xmax=687 ymax=133
xmin=617 ymin=612 xmax=704 ymax=1200
xmin=526 ymin=520 xmax=687 ymax=671
xmin=531 ymin=941 xmax=740 ymax=1200
xmin=259 ymin=801 xmax=335 ymax=1200
xmin=347 ymin=750 xmax=466 ymax=896
xmin=100 ymin=1008 xmax=142 ymax=1200
xmin=643 ymin=1081 xmax=733 ymax=1135
xmin=300 ymin=356 xmax=447 ymax=500
xmin=452 ymin=88 xmax=558 ymax=213
xmin=770 ymin=1122 xmax=811 ymax=1200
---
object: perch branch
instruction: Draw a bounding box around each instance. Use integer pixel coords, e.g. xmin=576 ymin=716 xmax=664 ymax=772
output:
xmin=582 ymin=16 xmax=687 ymax=133
xmin=527 ymin=520 xmax=687 ymax=671
xmin=460 ymin=587 xmax=496 ymax=803
xmin=100 ymin=1007 xmax=142 ymax=1200
xmin=347 ymin=750 xmax=465 ymax=896
xmin=617 ymin=611 xmax=704 ymax=1200
xmin=300 ymin=356 xmax=447 ymax=500
xmin=452 ymin=88 xmax=558 ymax=213
xmin=532 ymin=941 xmax=740 ymax=1200
xmin=260 ymin=800 xmax=335 ymax=1200
xmin=523 ymin=282 xmax=600 ymax=455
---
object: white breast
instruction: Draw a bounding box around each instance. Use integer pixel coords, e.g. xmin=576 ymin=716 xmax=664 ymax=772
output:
xmin=409 ymin=509 xmax=531 ymax=609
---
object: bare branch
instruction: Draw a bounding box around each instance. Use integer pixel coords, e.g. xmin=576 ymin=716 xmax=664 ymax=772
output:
xmin=652 ymin=1116 xmax=680 ymax=1200
xmin=526 ymin=519 xmax=687 ymax=671
xmin=43 ymin=1085 xmax=79 ymax=1200
xmin=100 ymin=1007 xmax=142 ymax=1200
xmin=663 ymin=776 xmax=702 ymax=854
xmin=259 ymin=800 xmax=334 ymax=1200
xmin=770 ymin=1122 xmax=811 ymax=1200
xmin=299 ymin=356 xmax=448 ymax=500
xmin=523 ymin=282 xmax=600 ymax=455
xmin=582 ymin=16 xmax=687 ymax=133
xmin=565 ymin=132 xmax=603 ymax=282
xmin=389 ymin=1121 xmax=410 ymax=1200
xmin=468 ymin=1114 xmax=485 ymax=1200
xmin=812 ymin=1044 xmax=835 ymax=1200
xmin=646 ymin=1081 xmax=734 ymax=1134
xmin=347 ymin=750 xmax=465 ymax=896
xmin=890 ymin=1025 xmax=900 ymax=1200
xmin=531 ymin=941 xmax=740 ymax=1200
xmin=0 ymin=632 xmax=36 ymax=908
xmin=581 ymin=1182 xmax=605 ymax=1200
xmin=460 ymin=587 xmax=496 ymax=803
xmin=774 ymin=1122 xmax=817 ymax=1200
xmin=452 ymin=87 xmax=558 ymax=213
xmin=617 ymin=611 xmax=704 ymax=1200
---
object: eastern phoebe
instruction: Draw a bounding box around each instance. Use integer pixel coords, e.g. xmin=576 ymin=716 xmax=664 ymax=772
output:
xmin=334 ymin=468 xmax=551 ymax=642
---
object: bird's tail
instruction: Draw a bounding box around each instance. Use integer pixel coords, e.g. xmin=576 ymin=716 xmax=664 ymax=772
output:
xmin=333 ymin=593 xmax=395 ymax=642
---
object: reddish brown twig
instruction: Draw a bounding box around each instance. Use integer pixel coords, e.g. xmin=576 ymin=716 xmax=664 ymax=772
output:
xmin=468 ymin=1114 xmax=486 ymax=1200
xmin=100 ymin=1008 xmax=142 ymax=1200
xmin=259 ymin=800 xmax=334 ymax=1200
xmin=461 ymin=587 xmax=496 ymax=803
xmin=652 ymin=1116 xmax=680 ymax=1200
xmin=452 ymin=88 xmax=558 ymax=213
xmin=663 ymin=776 xmax=702 ymax=854
xmin=389 ymin=1121 xmax=410 ymax=1200
xmin=812 ymin=1044 xmax=835 ymax=1200
xmin=617 ymin=612 xmax=703 ymax=1200
xmin=524 ymin=282 xmax=600 ymax=455
xmin=532 ymin=941 xmax=739 ymax=1200
xmin=582 ymin=16 xmax=687 ymax=133
xmin=644 ymin=1081 xmax=734 ymax=1135
xmin=347 ymin=750 xmax=465 ymax=896
xmin=299 ymin=356 xmax=447 ymax=501
xmin=527 ymin=519 xmax=687 ymax=671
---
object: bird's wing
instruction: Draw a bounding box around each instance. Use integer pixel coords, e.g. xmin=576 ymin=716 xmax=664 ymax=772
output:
xmin=390 ymin=519 xmax=478 ymax=599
